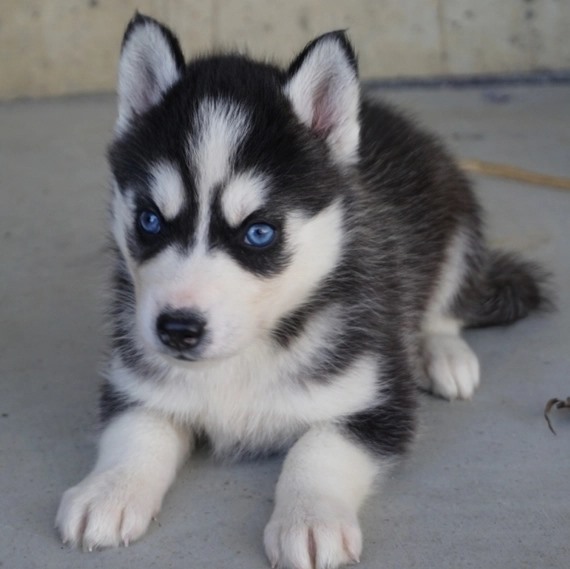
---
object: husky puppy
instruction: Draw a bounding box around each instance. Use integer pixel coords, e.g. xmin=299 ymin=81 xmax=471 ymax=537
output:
xmin=56 ymin=14 xmax=547 ymax=569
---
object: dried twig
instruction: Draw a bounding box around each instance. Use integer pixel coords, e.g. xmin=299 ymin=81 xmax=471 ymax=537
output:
xmin=544 ymin=397 xmax=570 ymax=435
xmin=460 ymin=159 xmax=570 ymax=191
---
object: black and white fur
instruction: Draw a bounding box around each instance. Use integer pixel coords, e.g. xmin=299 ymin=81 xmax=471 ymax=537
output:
xmin=56 ymin=14 xmax=548 ymax=569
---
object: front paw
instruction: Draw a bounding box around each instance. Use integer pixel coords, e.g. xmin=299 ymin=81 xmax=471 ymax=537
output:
xmin=264 ymin=498 xmax=362 ymax=569
xmin=56 ymin=467 xmax=161 ymax=550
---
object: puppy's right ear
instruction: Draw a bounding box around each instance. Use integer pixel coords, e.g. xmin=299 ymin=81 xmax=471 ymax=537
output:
xmin=116 ymin=13 xmax=185 ymax=134
xmin=285 ymin=31 xmax=360 ymax=166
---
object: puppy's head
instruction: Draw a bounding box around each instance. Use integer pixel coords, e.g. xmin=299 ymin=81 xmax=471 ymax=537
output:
xmin=109 ymin=14 xmax=361 ymax=364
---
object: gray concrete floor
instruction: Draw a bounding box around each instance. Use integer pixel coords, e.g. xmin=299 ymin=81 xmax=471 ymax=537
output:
xmin=1 ymin=85 xmax=569 ymax=569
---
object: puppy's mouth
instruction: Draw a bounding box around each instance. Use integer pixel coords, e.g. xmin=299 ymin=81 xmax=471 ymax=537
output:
xmin=173 ymin=353 xmax=200 ymax=362
xmin=155 ymin=347 xmax=203 ymax=364
xmin=155 ymin=344 xmax=240 ymax=367
xmin=155 ymin=343 xmax=224 ymax=366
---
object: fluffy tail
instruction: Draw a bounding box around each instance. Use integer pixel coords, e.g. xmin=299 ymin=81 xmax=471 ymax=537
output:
xmin=458 ymin=251 xmax=552 ymax=328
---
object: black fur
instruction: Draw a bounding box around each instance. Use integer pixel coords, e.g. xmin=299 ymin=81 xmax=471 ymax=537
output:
xmin=99 ymin=379 xmax=135 ymax=423
xmin=454 ymin=251 xmax=552 ymax=327
xmin=108 ymin=256 xmax=165 ymax=377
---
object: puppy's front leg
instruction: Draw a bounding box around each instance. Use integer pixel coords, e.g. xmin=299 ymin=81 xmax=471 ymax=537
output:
xmin=56 ymin=408 xmax=192 ymax=550
xmin=264 ymin=425 xmax=380 ymax=569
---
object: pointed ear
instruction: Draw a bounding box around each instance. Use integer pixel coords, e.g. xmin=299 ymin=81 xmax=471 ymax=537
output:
xmin=285 ymin=31 xmax=360 ymax=165
xmin=116 ymin=13 xmax=185 ymax=134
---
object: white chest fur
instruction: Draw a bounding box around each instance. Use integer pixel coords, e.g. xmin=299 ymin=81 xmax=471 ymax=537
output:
xmin=110 ymin=324 xmax=381 ymax=455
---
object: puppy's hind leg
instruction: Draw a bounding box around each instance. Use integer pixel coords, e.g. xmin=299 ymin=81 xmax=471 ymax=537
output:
xmin=419 ymin=230 xmax=481 ymax=400
xmin=421 ymin=317 xmax=480 ymax=400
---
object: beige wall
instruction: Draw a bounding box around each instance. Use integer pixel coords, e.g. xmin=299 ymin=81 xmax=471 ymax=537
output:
xmin=1 ymin=0 xmax=569 ymax=100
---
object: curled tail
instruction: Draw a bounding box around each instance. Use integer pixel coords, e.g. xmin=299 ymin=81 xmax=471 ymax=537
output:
xmin=456 ymin=251 xmax=552 ymax=328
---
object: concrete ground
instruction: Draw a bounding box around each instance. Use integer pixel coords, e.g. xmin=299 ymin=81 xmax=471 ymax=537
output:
xmin=1 ymin=85 xmax=568 ymax=569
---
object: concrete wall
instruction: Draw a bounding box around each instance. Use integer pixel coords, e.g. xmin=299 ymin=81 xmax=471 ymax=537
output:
xmin=1 ymin=0 xmax=569 ymax=100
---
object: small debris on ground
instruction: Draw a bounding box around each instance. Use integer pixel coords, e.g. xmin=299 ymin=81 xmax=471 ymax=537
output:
xmin=544 ymin=397 xmax=570 ymax=435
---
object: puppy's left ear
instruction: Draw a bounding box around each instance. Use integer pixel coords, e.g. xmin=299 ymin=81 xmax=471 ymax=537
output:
xmin=285 ymin=31 xmax=360 ymax=166
xmin=116 ymin=13 xmax=185 ymax=134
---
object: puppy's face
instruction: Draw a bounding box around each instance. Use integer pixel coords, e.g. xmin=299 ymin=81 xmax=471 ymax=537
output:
xmin=109 ymin=15 xmax=360 ymax=364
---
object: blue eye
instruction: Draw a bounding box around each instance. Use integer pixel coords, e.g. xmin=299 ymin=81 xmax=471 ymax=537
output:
xmin=244 ymin=222 xmax=276 ymax=248
xmin=139 ymin=210 xmax=162 ymax=235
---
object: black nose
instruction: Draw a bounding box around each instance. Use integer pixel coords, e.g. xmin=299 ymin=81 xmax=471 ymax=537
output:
xmin=156 ymin=311 xmax=206 ymax=352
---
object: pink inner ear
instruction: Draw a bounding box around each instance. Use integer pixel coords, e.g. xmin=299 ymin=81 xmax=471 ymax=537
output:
xmin=310 ymin=82 xmax=336 ymax=138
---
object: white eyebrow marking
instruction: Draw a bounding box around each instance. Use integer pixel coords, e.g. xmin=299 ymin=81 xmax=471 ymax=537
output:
xmin=188 ymin=98 xmax=250 ymax=246
xmin=221 ymin=171 xmax=268 ymax=227
xmin=150 ymin=162 xmax=186 ymax=220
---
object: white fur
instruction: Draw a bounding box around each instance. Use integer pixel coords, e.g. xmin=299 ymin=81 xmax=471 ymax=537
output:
xmin=423 ymin=230 xmax=468 ymax=329
xmin=259 ymin=202 xmax=344 ymax=327
xmin=189 ymin=98 xmax=250 ymax=245
xmin=221 ymin=171 xmax=267 ymax=227
xmin=421 ymin=230 xmax=481 ymax=399
xmin=264 ymin=425 xmax=382 ymax=569
xmin=111 ymin=181 xmax=135 ymax=261
xmin=135 ymin=245 xmax=267 ymax=359
xmin=108 ymin=346 xmax=382 ymax=456
xmin=59 ymin=347 xmax=382 ymax=554
xmin=285 ymin=38 xmax=360 ymax=165
xmin=116 ymin=19 xmax=181 ymax=134
xmin=149 ymin=162 xmax=186 ymax=219
xmin=56 ymin=409 xmax=191 ymax=549
xmin=133 ymin=200 xmax=345 ymax=361
xmin=423 ymin=333 xmax=480 ymax=400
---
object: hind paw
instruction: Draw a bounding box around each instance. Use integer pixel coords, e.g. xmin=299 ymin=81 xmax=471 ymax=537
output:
xmin=422 ymin=334 xmax=480 ymax=400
